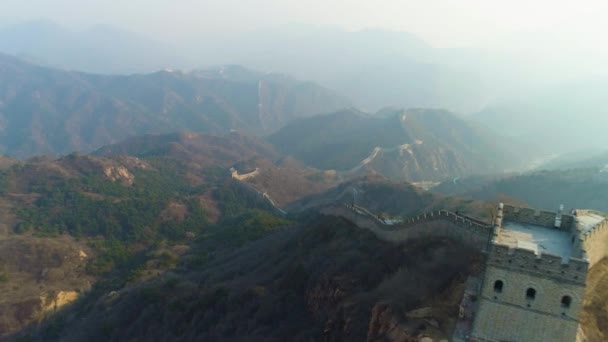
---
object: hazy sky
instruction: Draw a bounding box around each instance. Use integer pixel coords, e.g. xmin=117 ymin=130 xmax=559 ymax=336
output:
xmin=1 ymin=0 xmax=607 ymax=48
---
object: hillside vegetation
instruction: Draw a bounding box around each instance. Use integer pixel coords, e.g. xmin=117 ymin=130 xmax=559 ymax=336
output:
xmin=2 ymin=133 xmax=608 ymax=341
xmin=19 ymin=217 xmax=484 ymax=341
xmin=0 ymin=133 xmax=296 ymax=338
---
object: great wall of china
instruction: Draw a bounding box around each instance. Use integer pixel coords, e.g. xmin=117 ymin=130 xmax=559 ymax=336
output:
xmin=229 ymin=167 xmax=287 ymax=215
xmin=228 ymin=163 xmax=608 ymax=341
xmin=321 ymin=203 xmax=494 ymax=251
xmin=322 ymin=201 xmax=608 ymax=342
xmin=323 ymin=203 xmax=608 ymax=270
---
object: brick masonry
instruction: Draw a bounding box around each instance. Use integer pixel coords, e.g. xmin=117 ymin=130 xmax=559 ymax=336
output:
xmin=471 ymin=260 xmax=585 ymax=341
xmin=321 ymin=205 xmax=493 ymax=251
xmin=323 ymin=202 xmax=608 ymax=342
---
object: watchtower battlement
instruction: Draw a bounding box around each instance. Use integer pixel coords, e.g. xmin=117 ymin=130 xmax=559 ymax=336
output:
xmin=496 ymin=203 xmax=602 ymax=260
xmin=323 ymin=199 xmax=606 ymax=341
xmin=487 ymin=244 xmax=588 ymax=286
xmin=472 ymin=202 xmax=605 ymax=342
xmin=501 ymin=204 xmax=575 ymax=232
xmin=579 ymin=215 xmax=608 ymax=242
xmin=573 ymin=210 xmax=608 ymax=267
xmin=497 ymin=203 xmax=608 ymax=268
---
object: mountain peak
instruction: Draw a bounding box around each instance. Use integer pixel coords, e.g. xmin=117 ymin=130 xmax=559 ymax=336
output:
xmin=0 ymin=54 xmax=350 ymax=158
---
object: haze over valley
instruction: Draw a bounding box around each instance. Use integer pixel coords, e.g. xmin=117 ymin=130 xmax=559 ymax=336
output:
xmin=1 ymin=1 xmax=608 ymax=341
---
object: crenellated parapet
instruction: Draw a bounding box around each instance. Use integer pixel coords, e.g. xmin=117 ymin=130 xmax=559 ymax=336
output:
xmin=325 ymin=201 xmax=608 ymax=272
xmin=502 ymin=204 xmax=574 ymax=231
xmin=473 ymin=203 xmax=593 ymax=342
xmin=230 ymin=167 xmax=260 ymax=181
xmin=488 ymin=245 xmax=588 ymax=286
xmin=577 ymin=211 xmax=608 ymax=240
xmin=577 ymin=215 xmax=608 ymax=267
xmin=342 ymin=204 xmax=491 ymax=231
xmin=327 ymin=200 xmax=608 ymax=342
xmin=322 ymin=204 xmax=494 ymax=251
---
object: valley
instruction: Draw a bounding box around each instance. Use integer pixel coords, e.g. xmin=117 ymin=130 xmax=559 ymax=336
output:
xmin=0 ymin=12 xmax=606 ymax=341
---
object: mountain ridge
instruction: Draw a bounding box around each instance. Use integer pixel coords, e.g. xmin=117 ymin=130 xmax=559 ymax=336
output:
xmin=268 ymin=108 xmax=526 ymax=182
xmin=0 ymin=54 xmax=350 ymax=158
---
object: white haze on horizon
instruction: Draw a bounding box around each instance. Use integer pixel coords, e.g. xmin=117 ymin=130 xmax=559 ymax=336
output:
xmin=2 ymin=1 xmax=607 ymax=95
xmin=1 ymin=0 xmax=606 ymax=47
xmin=1 ymin=0 xmax=608 ymax=156
xmin=2 ymin=0 xmax=608 ymax=81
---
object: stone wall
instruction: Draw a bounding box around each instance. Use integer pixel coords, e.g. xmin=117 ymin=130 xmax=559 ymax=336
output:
xmin=229 ymin=179 xmax=285 ymax=215
xmin=324 ymin=202 xmax=606 ymax=342
xmin=581 ymin=219 xmax=608 ymax=267
xmin=321 ymin=205 xmax=493 ymax=251
xmin=487 ymin=245 xmax=588 ymax=286
xmin=472 ymin=296 xmax=580 ymax=342
xmin=230 ymin=168 xmax=260 ymax=181
xmin=473 ymin=261 xmax=585 ymax=342
xmin=503 ymin=204 xmax=574 ymax=231
xmin=472 ymin=244 xmax=588 ymax=342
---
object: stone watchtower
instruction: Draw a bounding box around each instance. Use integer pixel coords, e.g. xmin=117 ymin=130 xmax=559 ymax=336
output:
xmin=471 ymin=203 xmax=608 ymax=341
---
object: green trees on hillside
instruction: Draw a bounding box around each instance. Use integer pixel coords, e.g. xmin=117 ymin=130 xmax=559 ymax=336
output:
xmin=14 ymin=164 xmax=209 ymax=275
xmin=12 ymin=160 xmax=291 ymax=278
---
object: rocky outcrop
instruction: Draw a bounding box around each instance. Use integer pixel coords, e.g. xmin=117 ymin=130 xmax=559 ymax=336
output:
xmin=103 ymin=166 xmax=134 ymax=185
xmin=41 ymin=291 xmax=79 ymax=314
xmin=0 ymin=236 xmax=93 ymax=338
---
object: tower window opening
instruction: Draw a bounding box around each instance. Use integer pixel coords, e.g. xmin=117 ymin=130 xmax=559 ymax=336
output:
xmin=526 ymin=288 xmax=536 ymax=300
xmin=493 ymin=280 xmax=504 ymax=293
xmin=561 ymin=295 xmax=572 ymax=308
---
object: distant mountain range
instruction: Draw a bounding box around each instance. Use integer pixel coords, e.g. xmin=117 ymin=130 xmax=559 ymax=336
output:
xmin=535 ymin=150 xmax=608 ymax=171
xmin=0 ymin=19 xmax=181 ymax=73
xmin=434 ymin=168 xmax=608 ymax=212
xmin=0 ymin=52 xmax=530 ymax=182
xmin=268 ymin=108 xmax=528 ymax=182
xmin=0 ymin=54 xmax=349 ymax=158
xmin=203 ymin=26 xmax=489 ymax=112
xmin=3 ymin=19 xmax=606 ymax=127
xmin=472 ymin=79 xmax=608 ymax=154
xmin=0 ymin=20 xmax=512 ymax=113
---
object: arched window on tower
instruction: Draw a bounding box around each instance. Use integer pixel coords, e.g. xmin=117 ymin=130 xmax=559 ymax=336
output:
xmin=526 ymin=288 xmax=536 ymax=300
xmin=561 ymin=295 xmax=572 ymax=308
xmin=493 ymin=280 xmax=504 ymax=293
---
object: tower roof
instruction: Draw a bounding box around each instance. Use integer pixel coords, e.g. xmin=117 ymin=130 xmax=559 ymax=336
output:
xmin=497 ymin=221 xmax=573 ymax=259
xmin=576 ymin=212 xmax=605 ymax=234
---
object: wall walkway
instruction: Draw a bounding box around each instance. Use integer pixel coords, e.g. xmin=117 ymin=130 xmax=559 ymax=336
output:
xmin=321 ymin=204 xmax=494 ymax=251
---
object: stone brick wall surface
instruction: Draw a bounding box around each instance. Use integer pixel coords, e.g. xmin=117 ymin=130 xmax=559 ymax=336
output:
xmin=473 ymin=264 xmax=584 ymax=342
xmin=581 ymin=220 xmax=608 ymax=266
xmin=323 ymin=203 xmax=604 ymax=342
xmin=472 ymin=299 xmax=579 ymax=342
xmin=480 ymin=266 xmax=585 ymax=317
xmin=503 ymin=204 xmax=574 ymax=231
xmin=321 ymin=205 xmax=493 ymax=250
xmin=488 ymin=245 xmax=588 ymax=286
